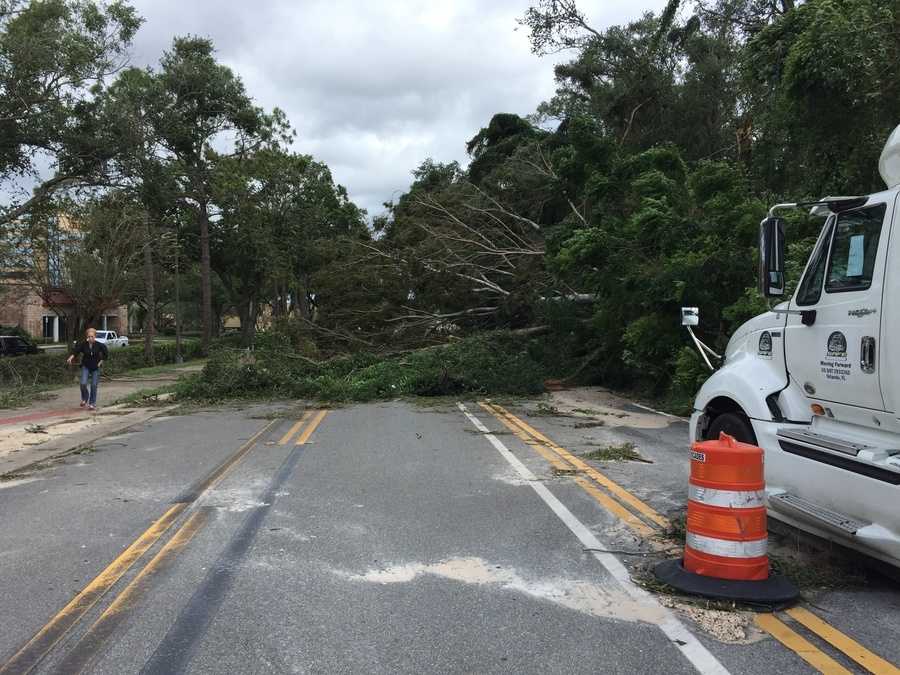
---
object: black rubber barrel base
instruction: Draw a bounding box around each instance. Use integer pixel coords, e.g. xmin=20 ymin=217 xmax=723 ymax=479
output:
xmin=654 ymin=559 xmax=800 ymax=610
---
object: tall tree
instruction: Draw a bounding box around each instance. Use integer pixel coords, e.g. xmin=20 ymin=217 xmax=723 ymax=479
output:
xmin=145 ymin=37 xmax=282 ymax=351
xmin=101 ymin=67 xmax=179 ymax=361
xmin=212 ymin=148 xmax=367 ymax=346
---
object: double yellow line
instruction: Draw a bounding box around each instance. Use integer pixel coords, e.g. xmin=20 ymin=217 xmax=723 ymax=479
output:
xmin=278 ymin=409 xmax=328 ymax=446
xmin=756 ymin=608 xmax=900 ymax=674
xmin=1 ymin=411 xmax=329 ymax=674
xmin=479 ymin=401 xmax=668 ymax=540
xmin=479 ymin=401 xmax=899 ymax=675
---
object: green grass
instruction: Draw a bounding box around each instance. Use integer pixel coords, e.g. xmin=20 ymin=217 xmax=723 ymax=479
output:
xmin=117 ymin=360 xmax=206 ymax=379
xmin=768 ymin=534 xmax=870 ymax=590
xmin=581 ymin=442 xmax=650 ymax=463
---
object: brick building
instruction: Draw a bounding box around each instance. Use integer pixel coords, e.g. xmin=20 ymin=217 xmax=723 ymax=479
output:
xmin=0 ymin=277 xmax=127 ymax=342
xmin=1 ymin=214 xmax=129 ymax=343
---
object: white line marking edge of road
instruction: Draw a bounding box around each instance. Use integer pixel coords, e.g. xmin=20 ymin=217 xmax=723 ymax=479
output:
xmin=457 ymin=402 xmax=730 ymax=675
xmin=628 ymin=400 xmax=688 ymax=421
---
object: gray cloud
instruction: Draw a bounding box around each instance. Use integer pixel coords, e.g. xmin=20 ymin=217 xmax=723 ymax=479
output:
xmin=128 ymin=0 xmax=668 ymax=216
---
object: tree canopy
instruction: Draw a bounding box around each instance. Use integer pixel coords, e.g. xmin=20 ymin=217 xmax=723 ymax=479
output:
xmin=2 ymin=0 xmax=895 ymax=407
xmin=340 ymin=0 xmax=900 ymax=408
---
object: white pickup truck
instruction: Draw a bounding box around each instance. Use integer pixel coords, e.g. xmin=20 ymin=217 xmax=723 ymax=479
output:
xmin=94 ymin=330 xmax=129 ymax=348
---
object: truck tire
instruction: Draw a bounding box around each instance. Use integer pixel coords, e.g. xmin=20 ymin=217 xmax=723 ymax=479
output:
xmin=705 ymin=412 xmax=757 ymax=445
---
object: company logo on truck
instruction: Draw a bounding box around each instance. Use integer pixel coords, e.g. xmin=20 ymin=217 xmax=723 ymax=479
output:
xmin=820 ymin=331 xmax=851 ymax=382
xmin=827 ymin=331 xmax=847 ymax=357
xmin=758 ymin=331 xmax=772 ymax=358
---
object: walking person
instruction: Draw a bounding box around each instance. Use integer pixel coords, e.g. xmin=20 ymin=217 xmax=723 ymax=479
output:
xmin=67 ymin=327 xmax=108 ymax=410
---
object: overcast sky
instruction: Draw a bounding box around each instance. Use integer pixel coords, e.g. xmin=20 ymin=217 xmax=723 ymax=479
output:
xmin=127 ymin=0 xmax=669 ymax=217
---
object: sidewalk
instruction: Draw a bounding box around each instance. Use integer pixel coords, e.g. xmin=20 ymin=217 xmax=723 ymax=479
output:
xmin=0 ymin=362 xmax=203 ymax=476
xmin=0 ymin=362 xmax=203 ymax=426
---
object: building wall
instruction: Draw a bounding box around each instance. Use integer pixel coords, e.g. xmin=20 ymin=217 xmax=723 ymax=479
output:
xmin=0 ymin=280 xmax=46 ymax=337
xmin=0 ymin=280 xmax=127 ymax=341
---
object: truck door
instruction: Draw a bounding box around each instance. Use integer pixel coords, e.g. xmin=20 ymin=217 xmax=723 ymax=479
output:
xmin=784 ymin=197 xmax=894 ymax=410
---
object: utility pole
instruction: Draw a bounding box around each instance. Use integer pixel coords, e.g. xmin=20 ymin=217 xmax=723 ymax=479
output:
xmin=143 ymin=210 xmax=156 ymax=363
xmin=174 ymin=232 xmax=183 ymax=363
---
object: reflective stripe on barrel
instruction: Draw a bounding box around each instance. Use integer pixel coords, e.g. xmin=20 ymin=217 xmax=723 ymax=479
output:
xmin=686 ymin=532 xmax=767 ymax=559
xmin=688 ymin=485 xmax=765 ymax=509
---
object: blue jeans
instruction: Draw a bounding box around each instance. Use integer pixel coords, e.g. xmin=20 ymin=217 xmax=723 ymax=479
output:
xmin=80 ymin=367 xmax=100 ymax=406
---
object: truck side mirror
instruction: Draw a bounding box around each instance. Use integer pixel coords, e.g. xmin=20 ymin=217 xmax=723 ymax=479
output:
xmin=681 ymin=307 xmax=699 ymax=326
xmin=759 ymin=216 xmax=785 ymax=297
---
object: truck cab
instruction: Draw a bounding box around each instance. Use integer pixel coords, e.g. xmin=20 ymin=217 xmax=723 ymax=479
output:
xmin=689 ymin=129 xmax=900 ymax=569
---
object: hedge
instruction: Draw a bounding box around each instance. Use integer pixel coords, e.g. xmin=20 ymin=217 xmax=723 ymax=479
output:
xmin=0 ymin=340 xmax=203 ymax=388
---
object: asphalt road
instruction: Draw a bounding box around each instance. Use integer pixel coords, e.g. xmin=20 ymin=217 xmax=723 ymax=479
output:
xmin=0 ymin=395 xmax=897 ymax=674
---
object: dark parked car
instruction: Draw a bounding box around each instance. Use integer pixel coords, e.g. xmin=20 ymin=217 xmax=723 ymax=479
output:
xmin=0 ymin=335 xmax=40 ymax=356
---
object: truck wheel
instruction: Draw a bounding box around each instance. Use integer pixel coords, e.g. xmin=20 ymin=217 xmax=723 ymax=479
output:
xmin=705 ymin=412 xmax=757 ymax=445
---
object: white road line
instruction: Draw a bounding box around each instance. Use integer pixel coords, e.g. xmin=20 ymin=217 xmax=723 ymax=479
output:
xmin=629 ymin=401 xmax=688 ymax=421
xmin=457 ymin=402 xmax=730 ymax=675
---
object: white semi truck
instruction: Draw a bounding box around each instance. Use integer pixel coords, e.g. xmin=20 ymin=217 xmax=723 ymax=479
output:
xmin=686 ymin=126 xmax=900 ymax=570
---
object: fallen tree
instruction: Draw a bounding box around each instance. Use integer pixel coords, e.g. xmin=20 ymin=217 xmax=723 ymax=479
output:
xmin=175 ymin=331 xmax=552 ymax=403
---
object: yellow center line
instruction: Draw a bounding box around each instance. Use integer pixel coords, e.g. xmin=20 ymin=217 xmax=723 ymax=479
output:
xmin=1 ymin=419 xmax=279 ymax=674
xmin=55 ymin=509 xmax=211 ymax=675
xmin=278 ymin=411 xmax=313 ymax=445
xmin=478 ymin=402 xmax=575 ymax=474
xmin=478 ymin=402 xmax=890 ymax=673
xmin=756 ymin=614 xmax=853 ymax=674
xmin=573 ymin=476 xmax=656 ymax=538
xmin=488 ymin=402 xmax=670 ymax=528
xmin=0 ymin=502 xmax=187 ymax=675
xmin=184 ymin=420 xmax=280 ymax=499
xmin=786 ymin=607 xmax=900 ymax=674
xmin=479 ymin=401 xmax=662 ymax=538
xmin=296 ymin=409 xmax=329 ymax=445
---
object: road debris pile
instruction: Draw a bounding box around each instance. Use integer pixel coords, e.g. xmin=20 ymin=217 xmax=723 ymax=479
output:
xmin=176 ymin=332 xmax=549 ymax=402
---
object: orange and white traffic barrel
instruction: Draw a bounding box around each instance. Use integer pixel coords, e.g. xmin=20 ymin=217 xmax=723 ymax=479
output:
xmin=655 ymin=432 xmax=798 ymax=607
xmin=684 ymin=433 xmax=768 ymax=580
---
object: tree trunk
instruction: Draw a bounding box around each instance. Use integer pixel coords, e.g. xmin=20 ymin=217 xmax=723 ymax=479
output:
xmin=174 ymin=238 xmax=182 ymax=362
xmin=142 ymin=210 xmax=156 ymax=363
xmin=239 ymin=299 xmax=256 ymax=348
xmin=271 ymin=286 xmax=283 ymax=317
xmin=297 ymin=285 xmax=311 ymax=320
xmin=62 ymin=311 xmax=74 ymax=346
xmin=198 ymin=201 xmax=212 ymax=354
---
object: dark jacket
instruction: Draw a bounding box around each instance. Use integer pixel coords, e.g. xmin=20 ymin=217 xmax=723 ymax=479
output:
xmin=72 ymin=340 xmax=108 ymax=371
